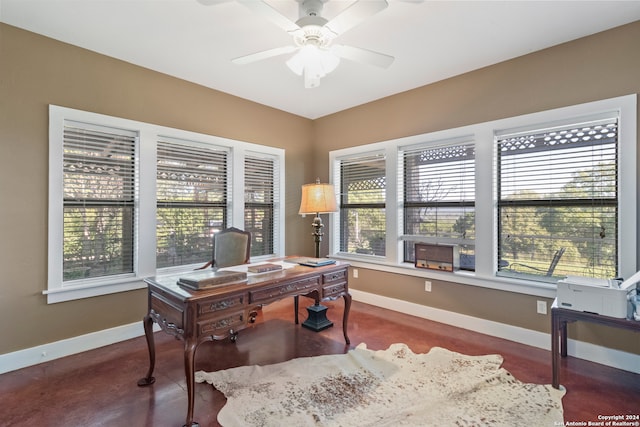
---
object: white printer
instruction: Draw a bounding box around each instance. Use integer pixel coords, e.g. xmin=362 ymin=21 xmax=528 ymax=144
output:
xmin=557 ymin=273 xmax=639 ymax=319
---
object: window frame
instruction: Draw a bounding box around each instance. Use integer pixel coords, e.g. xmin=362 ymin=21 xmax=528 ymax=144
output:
xmin=61 ymin=121 xmax=138 ymax=281
xmin=244 ymin=151 xmax=282 ymax=257
xmin=329 ymin=95 xmax=636 ymax=297
xmin=155 ymin=137 xmax=231 ymax=269
xmin=400 ymin=137 xmax=476 ymax=265
xmin=335 ymin=151 xmax=387 ymax=257
xmin=48 ymin=105 xmax=285 ymax=303
xmin=495 ymin=116 xmax=620 ymax=282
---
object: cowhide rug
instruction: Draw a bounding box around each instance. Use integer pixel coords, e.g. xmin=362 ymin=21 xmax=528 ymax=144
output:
xmin=195 ymin=343 xmax=565 ymax=427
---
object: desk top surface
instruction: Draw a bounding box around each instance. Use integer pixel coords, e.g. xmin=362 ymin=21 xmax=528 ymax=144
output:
xmin=144 ymin=258 xmax=349 ymax=301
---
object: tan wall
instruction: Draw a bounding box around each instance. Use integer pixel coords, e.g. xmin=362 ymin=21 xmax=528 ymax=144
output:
xmin=0 ymin=23 xmax=314 ymax=354
xmin=315 ymin=21 xmax=640 ymax=354
xmin=1 ymin=20 xmax=639 ymax=357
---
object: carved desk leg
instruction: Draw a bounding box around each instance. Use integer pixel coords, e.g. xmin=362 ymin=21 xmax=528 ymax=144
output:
xmin=342 ymin=293 xmax=352 ymax=345
xmin=183 ymin=338 xmax=200 ymax=427
xmin=137 ymin=314 xmax=156 ymax=387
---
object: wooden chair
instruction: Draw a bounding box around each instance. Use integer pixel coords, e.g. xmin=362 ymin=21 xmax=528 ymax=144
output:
xmin=196 ymin=227 xmax=251 ymax=270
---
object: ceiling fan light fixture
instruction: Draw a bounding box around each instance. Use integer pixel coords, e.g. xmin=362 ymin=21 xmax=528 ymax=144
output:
xmin=229 ymin=0 xmax=393 ymax=89
xmin=286 ymin=45 xmax=340 ymax=88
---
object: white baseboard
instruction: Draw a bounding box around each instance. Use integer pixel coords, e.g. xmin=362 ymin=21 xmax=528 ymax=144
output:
xmin=0 ymin=321 xmax=159 ymax=375
xmin=1 ymin=293 xmax=638 ymax=376
xmin=351 ymin=289 xmax=640 ymax=375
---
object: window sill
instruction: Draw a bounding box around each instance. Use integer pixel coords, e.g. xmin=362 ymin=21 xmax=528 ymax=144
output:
xmin=330 ymin=254 xmax=558 ymax=299
xmin=44 ymin=277 xmax=147 ymax=304
xmin=44 ymin=260 xmax=271 ymax=304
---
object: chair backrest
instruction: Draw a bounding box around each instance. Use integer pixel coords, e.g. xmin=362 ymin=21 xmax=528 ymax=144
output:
xmin=545 ymin=247 xmax=566 ymax=276
xmin=211 ymin=227 xmax=251 ymax=269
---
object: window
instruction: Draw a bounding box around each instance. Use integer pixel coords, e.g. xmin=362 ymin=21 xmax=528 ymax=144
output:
xmin=338 ymin=153 xmax=386 ymax=256
xmin=156 ymin=138 xmax=229 ymax=269
xmin=244 ymin=154 xmax=279 ymax=257
xmin=497 ymin=117 xmax=618 ymax=281
xmin=401 ymin=139 xmax=475 ymax=267
xmin=61 ymin=122 xmax=137 ymax=281
xmin=48 ymin=106 xmax=285 ymax=303
xmin=329 ymin=95 xmax=635 ymax=295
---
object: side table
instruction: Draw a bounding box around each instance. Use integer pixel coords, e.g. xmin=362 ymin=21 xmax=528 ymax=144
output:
xmin=551 ymin=299 xmax=639 ymax=389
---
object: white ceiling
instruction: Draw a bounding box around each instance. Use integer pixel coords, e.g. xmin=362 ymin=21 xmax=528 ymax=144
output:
xmin=2 ymin=0 xmax=639 ymax=119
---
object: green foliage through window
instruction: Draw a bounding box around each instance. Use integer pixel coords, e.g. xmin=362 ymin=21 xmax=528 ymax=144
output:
xmin=497 ymin=118 xmax=618 ymax=280
xmin=402 ymin=140 xmax=476 ymax=264
xmin=339 ymin=154 xmax=386 ymax=256
xmin=155 ymin=139 xmax=228 ymax=269
xmin=62 ymin=124 xmax=136 ymax=281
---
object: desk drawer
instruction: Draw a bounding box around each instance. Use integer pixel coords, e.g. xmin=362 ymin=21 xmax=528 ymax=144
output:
xmin=197 ymin=310 xmax=246 ymax=338
xmin=197 ymin=293 xmax=246 ymax=317
xmin=249 ymin=275 xmax=320 ymax=303
xmin=323 ymin=282 xmax=347 ymax=298
xmin=323 ymin=269 xmax=347 ymax=284
xmin=151 ymin=294 xmax=184 ymax=331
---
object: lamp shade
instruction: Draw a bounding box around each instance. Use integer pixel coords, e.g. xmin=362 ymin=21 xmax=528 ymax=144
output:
xmin=299 ymin=181 xmax=338 ymax=214
xmin=286 ymin=45 xmax=341 ymax=89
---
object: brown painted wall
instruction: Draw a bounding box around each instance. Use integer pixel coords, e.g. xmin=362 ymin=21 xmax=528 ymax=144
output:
xmin=0 ymin=23 xmax=315 ymax=354
xmin=1 ymin=21 xmax=639 ymax=357
xmin=314 ymin=21 xmax=640 ymax=354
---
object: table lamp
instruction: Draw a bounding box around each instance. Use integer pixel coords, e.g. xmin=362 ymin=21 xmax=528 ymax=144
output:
xmin=298 ymin=178 xmax=338 ymax=331
xmin=298 ymin=178 xmax=338 ymax=258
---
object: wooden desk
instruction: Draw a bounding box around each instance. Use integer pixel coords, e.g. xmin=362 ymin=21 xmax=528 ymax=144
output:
xmin=551 ymin=300 xmax=639 ymax=389
xmin=137 ymin=261 xmax=351 ymax=427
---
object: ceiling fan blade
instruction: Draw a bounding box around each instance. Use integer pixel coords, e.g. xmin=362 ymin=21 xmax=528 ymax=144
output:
xmin=237 ymin=0 xmax=301 ymax=35
xmin=232 ymin=46 xmax=297 ymax=65
xmin=332 ymin=45 xmax=394 ymax=69
xmin=325 ymin=0 xmax=388 ymax=36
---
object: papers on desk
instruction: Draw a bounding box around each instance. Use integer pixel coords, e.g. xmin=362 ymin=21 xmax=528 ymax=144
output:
xmin=178 ymin=270 xmax=248 ymax=290
xmin=286 ymin=257 xmax=337 ymax=267
xmin=177 ymin=258 xmax=339 ymax=291
xmin=178 ymin=261 xmax=295 ymax=290
xmin=219 ymin=260 xmax=295 ymax=275
xmin=247 ymin=263 xmax=282 ymax=273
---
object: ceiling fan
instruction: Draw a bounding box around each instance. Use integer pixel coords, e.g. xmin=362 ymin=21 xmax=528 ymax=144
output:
xmin=200 ymin=0 xmax=394 ymax=88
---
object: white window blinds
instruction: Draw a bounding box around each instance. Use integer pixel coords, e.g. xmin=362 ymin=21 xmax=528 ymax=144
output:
xmin=497 ymin=117 xmax=618 ymax=280
xmin=339 ymin=153 xmax=386 ymax=256
xmin=401 ymin=140 xmax=476 ymax=265
xmin=156 ymin=139 xmax=228 ymax=268
xmin=245 ymin=154 xmax=278 ymax=257
xmin=62 ymin=121 xmax=136 ymax=281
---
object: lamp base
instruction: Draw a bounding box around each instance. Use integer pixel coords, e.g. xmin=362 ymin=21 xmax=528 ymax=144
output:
xmin=301 ymin=304 xmax=333 ymax=332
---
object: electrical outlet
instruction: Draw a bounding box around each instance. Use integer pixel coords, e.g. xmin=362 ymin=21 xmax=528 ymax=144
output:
xmin=424 ymin=280 xmax=432 ymax=292
xmin=537 ymin=300 xmax=547 ymax=315
xmin=353 ymin=268 xmax=358 ymax=279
